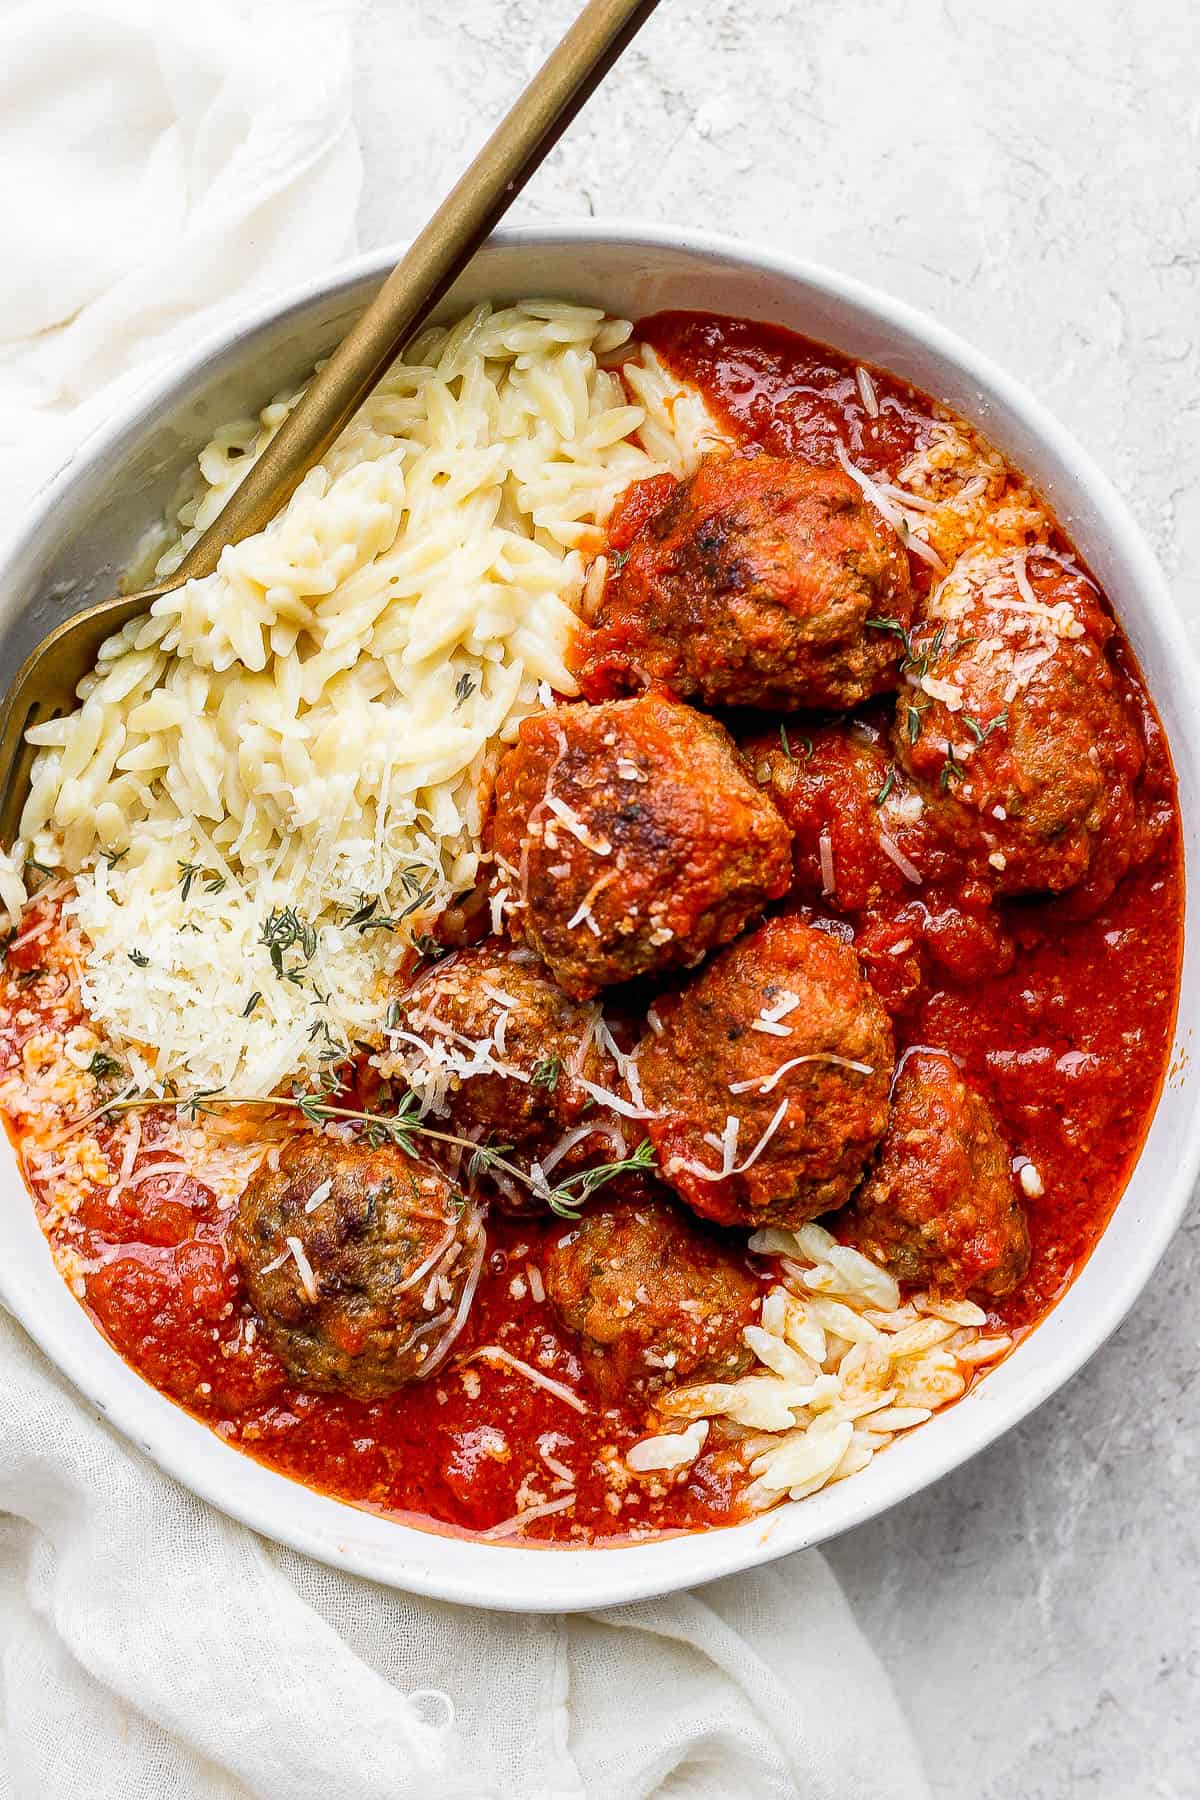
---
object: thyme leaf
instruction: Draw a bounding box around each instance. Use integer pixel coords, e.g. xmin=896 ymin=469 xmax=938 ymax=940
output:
xmin=778 ymin=724 xmax=813 ymax=763
xmin=260 ymin=906 xmax=317 ymax=979
xmin=902 ymin=623 xmax=946 ymax=683
xmin=866 ymin=615 xmax=912 ymax=659
xmin=961 ymin=709 xmax=1008 ymax=746
xmin=940 ymin=752 xmax=967 ymax=792
xmin=540 ymin=1138 xmax=657 ymax=1219
xmin=531 ymin=1056 xmax=562 ymax=1093
xmin=905 ymin=702 xmax=928 ymax=744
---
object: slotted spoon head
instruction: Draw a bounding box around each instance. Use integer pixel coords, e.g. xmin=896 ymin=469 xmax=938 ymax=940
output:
xmin=0 ymin=587 xmax=166 ymax=852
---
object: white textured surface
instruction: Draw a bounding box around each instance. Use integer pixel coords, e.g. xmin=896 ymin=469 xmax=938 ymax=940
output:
xmin=353 ymin=3 xmax=1200 ymax=1794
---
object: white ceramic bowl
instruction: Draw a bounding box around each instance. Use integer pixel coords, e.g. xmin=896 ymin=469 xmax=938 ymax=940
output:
xmin=1 ymin=225 xmax=1195 ymax=1612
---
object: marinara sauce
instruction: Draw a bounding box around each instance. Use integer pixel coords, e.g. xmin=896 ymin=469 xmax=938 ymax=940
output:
xmin=1 ymin=312 xmax=1183 ymax=1542
xmin=636 ymin=310 xmax=1184 ymax=1335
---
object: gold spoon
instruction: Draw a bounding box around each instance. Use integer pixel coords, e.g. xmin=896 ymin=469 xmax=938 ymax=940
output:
xmin=0 ymin=0 xmax=661 ymax=851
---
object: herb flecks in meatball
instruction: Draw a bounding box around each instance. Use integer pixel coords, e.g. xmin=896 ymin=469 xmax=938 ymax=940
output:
xmin=894 ymin=550 xmax=1148 ymax=902
xmin=640 ymin=913 xmax=894 ymax=1229
xmin=380 ymin=940 xmax=617 ymax=1145
xmin=543 ymin=1197 xmax=759 ymax=1402
xmin=842 ymin=1048 xmax=1030 ymax=1302
xmin=491 ymin=695 xmax=793 ymax=999
xmin=232 ymin=1135 xmax=484 ymax=1398
xmin=572 ymin=451 xmax=914 ymax=710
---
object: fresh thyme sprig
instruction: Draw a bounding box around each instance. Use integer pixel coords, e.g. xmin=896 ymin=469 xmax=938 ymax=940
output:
xmin=90 ymin=1087 xmax=656 ymax=1221
xmin=940 ymin=751 xmax=967 ymax=792
xmin=178 ymin=861 xmax=225 ymax=901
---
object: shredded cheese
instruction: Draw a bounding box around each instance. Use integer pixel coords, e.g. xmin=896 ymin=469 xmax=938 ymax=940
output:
xmin=284 ymin=1236 xmax=319 ymax=1303
xmin=481 ymin=1493 xmax=576 ymax=1539
xmin=304 ymin=1178 xmax=332 ymax=1214
xmin=544 ymin=795 xmax=612 ymax=857
xmin=818 ymin=830 xmax=836 ymax=898
xmin=752 ymin=992 xmax=801 ymax=1036
xmin=855 ymin=366 xmax=880 ymax=419
xmin=671 ymin=1098 xmax=790 ymax=1184
xmin=469 ymin=1345 xmax=588 ymax=1414
xmin=878 ymin=833 xmax=923 ymax=885
xmin=729 ymin=1053 xmax=874 ymax=1095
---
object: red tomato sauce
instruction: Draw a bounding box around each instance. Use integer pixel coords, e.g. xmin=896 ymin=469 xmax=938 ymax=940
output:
xmin=86 ymin=1198 xmax=750 ymax=1541
xmin=637 ymin=308 xmax=1184 ymax=1339
xmin=0 ymin=914 xmax=749 ymax=1542
xmin=0 ymin=311 xmax=1183 ymax=1543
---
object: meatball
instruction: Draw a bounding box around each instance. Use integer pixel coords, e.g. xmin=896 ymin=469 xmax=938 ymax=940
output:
xmin=491 ymin=695 xmax=793 ymax=999
xmin=744 ymin=716 xmax=1016 ymax=1001
xmin=543 ymin=1197 xmax=758 ymax=1401
xmin=842 ymin=1049 xmax=1030 ymax=1302
xmin=231 ymin=1135 xmax=484 ymax=1398
xmin=571 ymin=452 xmax=914 ymax=710
xmin=639 ymin=913 xmax=894 ymax=1229
xmin=893 ymin=551 xmax=1147 ymax=900
xmin=745 ymin=714 xmax=956 ymax=912
xmin=380 ymin=941 xmax=619 ymax=1147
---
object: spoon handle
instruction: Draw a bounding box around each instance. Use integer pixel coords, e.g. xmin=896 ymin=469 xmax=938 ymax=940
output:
xmin=174 ymin=0 xmax=660 ymax=584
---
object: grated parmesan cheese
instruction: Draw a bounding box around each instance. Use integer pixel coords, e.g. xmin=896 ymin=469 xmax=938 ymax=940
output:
xmin=671 ymin=1098 xmax=790 ymax=1184
xmin=285 ymin=1236 xmax=320 ymax=1303
xmin=14 ymin=305 xmax=725 ymax=1099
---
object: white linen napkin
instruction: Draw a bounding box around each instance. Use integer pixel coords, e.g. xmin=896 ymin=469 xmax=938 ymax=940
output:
xmin=0 ymin=4 xmax=932 ymax=1795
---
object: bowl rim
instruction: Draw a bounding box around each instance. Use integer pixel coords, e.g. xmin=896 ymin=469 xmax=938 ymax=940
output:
xmin=1 ymin=218 xmax=1196 ymax=1611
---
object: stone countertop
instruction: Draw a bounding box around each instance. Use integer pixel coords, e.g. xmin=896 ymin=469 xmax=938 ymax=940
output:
xmin=353 ymin=4 xmax=1199 ymax=1792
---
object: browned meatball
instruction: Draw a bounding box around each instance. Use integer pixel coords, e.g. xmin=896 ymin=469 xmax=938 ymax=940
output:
xmin=491 ymin=695 xmax=793 ymax=1000
xmin=231 ymin=1135 xmax=484 ymax=1398
xmin=571 ymin=452 xmax=914 ymax=710
xmin=893 ymin=552 xmax=1148 ymax=901
xmin=640 ymin=914 xmax=894 ymax=1229
xmin=543 ymin=1197 xmax=759 ymax=1401
xmin=842 ymin=1049 xmax=1030 ymax=1301
xmin=379 ymin=941 xmax=619 ymax=1147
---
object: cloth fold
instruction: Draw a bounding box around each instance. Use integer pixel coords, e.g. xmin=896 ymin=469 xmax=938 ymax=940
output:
xmin=0 ymin=0 xmax=361 ymax=512
xmin=0 ymin=2 xmax=932 ymax=1794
